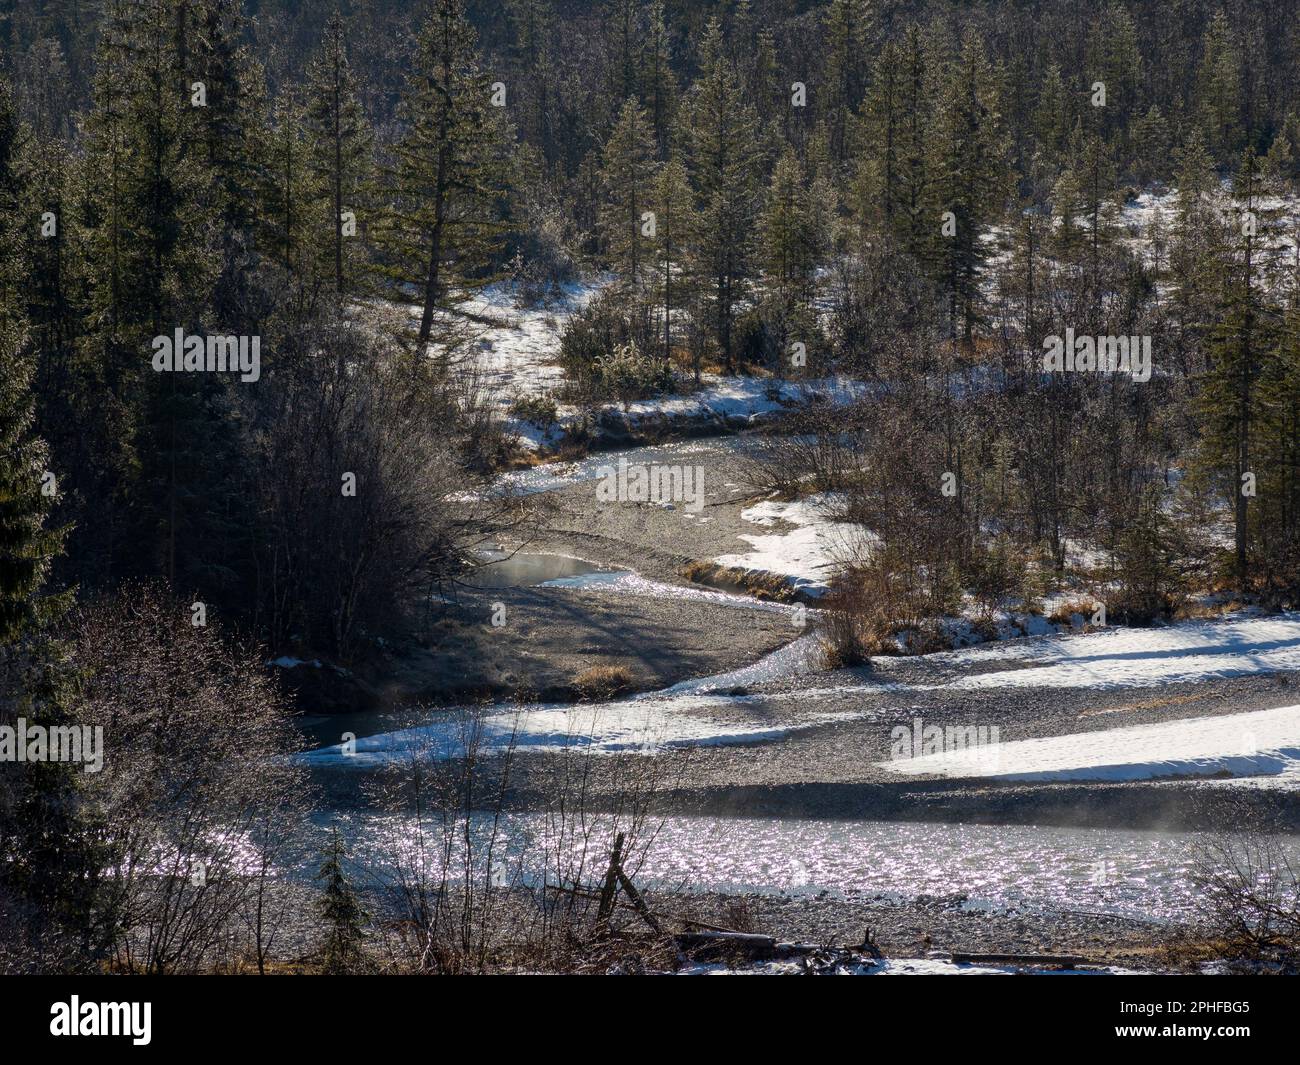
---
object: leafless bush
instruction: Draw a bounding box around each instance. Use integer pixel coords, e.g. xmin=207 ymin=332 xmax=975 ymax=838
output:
xmin=738 ymin=405 xmax=866 ymax=498
xmin=354 ymin=707 xmax=687 ymax=973
xmin=251 ymin=312 xmax=524 ymax=658
xmin=1189 ymin=800 xmax=1300 ymax=969
xmin=72 ymin=583 xmax=309 ymax=974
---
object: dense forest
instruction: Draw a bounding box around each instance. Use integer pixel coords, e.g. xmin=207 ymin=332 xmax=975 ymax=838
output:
xmin=5 ymin=0 xmax=1300 ymax=974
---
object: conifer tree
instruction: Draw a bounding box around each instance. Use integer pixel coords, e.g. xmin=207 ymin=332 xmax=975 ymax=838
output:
xmin=821 ymin=0 xmax=872 ymax=166
xmin=1197 ymin=149 xmax=1281 ymax=584
xmin=0 ymin=78 xmax=65 ymax=641
xmin=314 ymin=828 xmax=368 ymax=974
xmin=305 ymin=12 xmax=374 ymax=298
xmin=927 ymin=29 xmax=1008 ymax=341
xmin=648 ymin=157 xmax=694 ymax=366
xmin=385 ymin=0 xmax=513 ymax=347
xmin=759 ymin=147 xmax=824 ymax=347
xmin=0 ymin=75 xmax=87 ymax=957
xmin=682 ymin=17 xmax=762 ymax=370
xmin=599 ymin=98 xmax=658 ymax=285
xmin=640 ymin=0 xmax=677 ymax=156
xmin=1196 ymin=12 xmax=1244 ymax=162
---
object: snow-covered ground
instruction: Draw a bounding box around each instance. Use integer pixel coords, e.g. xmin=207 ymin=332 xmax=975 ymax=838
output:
xmin=297 ymin=633 xmax=851 ymax=767
xmin=426 ymin=278 xmax=872 ymax=450
xmin=511 ymin=371 xmax=872 ymax=451
xmin=914 ymin=613 xmax=1300 ymax=692
xmin=428 ymin=279 xmax=603 ymax=407
xmin=713 ymin=493 xmax=876 ymax=596
xmin=882 ymin=702 xmax=1300 ymax=784
xmin=541 ymin=568 xmax=802 ymax=616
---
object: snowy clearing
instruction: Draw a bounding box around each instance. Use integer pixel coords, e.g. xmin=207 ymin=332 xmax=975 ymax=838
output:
xmin=910 ymin=613 xmax=1300 ymax=692
xmin=881 ymin=702 xmax=1300 ymax=784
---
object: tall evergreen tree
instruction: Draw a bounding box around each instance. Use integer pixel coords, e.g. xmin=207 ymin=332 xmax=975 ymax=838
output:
xmin=648 ymin=156 xmax=694 ymax=366
xmin=305 ymin=12 xmax=374 ymax=299
xmin=385 ymin=0 xmax=513 ymax=347
xmin=927 ymin=29 xmax=1008 ymax=341
xmin=599 ymin=98 xmax=658 ymax=285
xmin=682 ymin=17 xmax=762 ymax=370
xmin=821 ymin=0 xmax=872 ymax=166
xmin=1197 ymin=148 xmax=1282 ymax=584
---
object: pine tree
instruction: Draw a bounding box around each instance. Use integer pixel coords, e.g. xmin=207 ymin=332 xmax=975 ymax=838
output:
xmin=0 ymin=74 xmax=87 ymax=958
xmin=1056 ymin=131 xmax=1122 ymax=322
xmin=1032 ymin=63 xmax=1072 ymax=164
xmin=385 ymin=0 xmax=513 ymax=347
xmin=886 ymin=25 xmax=934 ymax=261
xmin=1167 ymin=128 xmax=1229 ymax=377
xmin=821 ymin=0 xmax=872 ymax=166
xmin=72 ymin=0 xmax=218 ymax=587
xmin=682 ymin=17 xmax=762 ymax=370
xmin=758 ymin=147 xmax=822 ymax=348
xmin=1197 ymin=149 xmax=1282 ymax=585
xmin=190 ymin=0 xmax=265 ymax=247
xmin=648 ymin=157 xmax=694 ymax=367
xmin=606 ymin=0 xmax=641 ymax=104
xmin=1130 ymin=105 xmax=1171 ymax=186
xmin=599 ymin=98 xmax=658 ymax=285
xmin=505 ymin=0 xmax=555 ymax=161
xmin=640 ymin=0 xmax=677 ymax=156
xmin=927 ymin=29 xmax=1008 ymax=341
xmin=314 ymin=828 xmax=368 ymax=974
xmin=1196 ymin=11 xmax=1244 ymax=162
xmin=305 ymin=12 xmax=374 ymax=299
xmin=1084 ymin=2 xmax=1141 ymax=145
xmin=851 ymin=38 xmax=902 ymax=235
xmin=0 ymin=79 xmax=65 ymax=641
xmin=262 ymin=86 xmax=318 ymax=304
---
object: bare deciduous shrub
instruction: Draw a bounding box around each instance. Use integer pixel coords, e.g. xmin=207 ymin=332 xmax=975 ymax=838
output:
xmin=250 ymin=313 xmax=524 ymax=659
xmin=352 ymin=709 xmax=687 ymax=973
xmin=1188 ymin=797 xmax=1300 ymax=971
xmin=73 ymin=583 xmax=309 ymax=974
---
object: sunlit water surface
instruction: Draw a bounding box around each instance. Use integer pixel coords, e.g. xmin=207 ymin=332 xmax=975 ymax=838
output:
xmin=308 ymin=811 xmax=1286 ymax=925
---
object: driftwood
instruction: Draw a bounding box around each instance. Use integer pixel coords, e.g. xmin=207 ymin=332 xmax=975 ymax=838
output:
xmin=614 ymin=866 xmax=662 ymax=935
xmin=595 ymin=833 xmax=625 ymax=926
xmin=543 ymin=883 xmax=746 ymax=935
xmin=950 ymin=951 xmax=1088 ymax=969
xmin=674 ymin=931 xmax=778 ymax=962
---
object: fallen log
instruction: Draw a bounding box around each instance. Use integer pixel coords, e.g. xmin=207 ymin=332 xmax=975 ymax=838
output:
xmin=950 ymin=952 xmax=1088 ymax=969
xmin=675 ymin=931 xmax=778 ymax=962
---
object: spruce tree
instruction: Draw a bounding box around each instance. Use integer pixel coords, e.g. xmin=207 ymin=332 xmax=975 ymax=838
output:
xmin=1197 ymin=149 xmax=1282 ymax=585
xmin=640 ymin=0 xmax=677 ymax=157
xmin=821 ymin=0 xmax=872 ymax=166
xmin=927 ymin=29 xmax=1008 ymax=341
xmin=314 ymin=829 xmax=368 ymax=974
xmin=599 ymin=98 xmax=658 ymax=285
xmin=649 ymin=157 xmax=694 ymax=368
xmin=0 ymin=79 xmax=65 ymax=641
xmin=682 ymin=17 xmax=762 ymax=371
xmin=305 ymin=12 xmax=374 ymax=299
xmin=0 ymin=74 xmax=87 ymax=961
xmin=758 ymin=147 xmax=822 ymax=349
xmin=385 ymin=0 xmax=513 ymax=346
